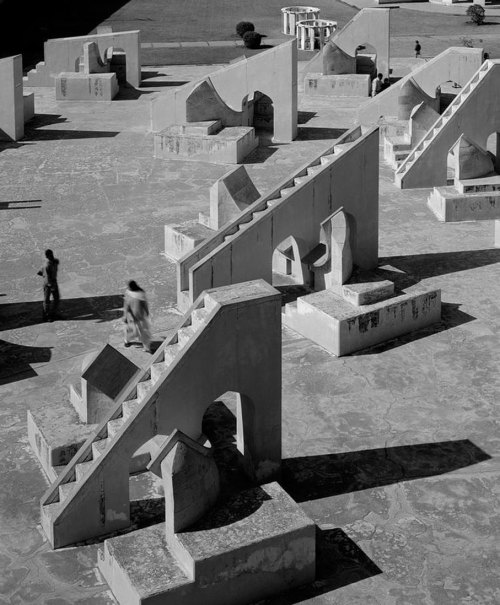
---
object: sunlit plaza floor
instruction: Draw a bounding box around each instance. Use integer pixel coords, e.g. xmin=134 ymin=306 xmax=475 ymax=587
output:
xmin=0 ymin=62 xmax=499 ymax=604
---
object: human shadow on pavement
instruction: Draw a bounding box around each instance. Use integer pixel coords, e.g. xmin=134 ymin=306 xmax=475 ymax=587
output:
xmin=0 ymin=294 xmax=124 ymax=331
xmin=0 ymin=339 xmax=52 ymax=386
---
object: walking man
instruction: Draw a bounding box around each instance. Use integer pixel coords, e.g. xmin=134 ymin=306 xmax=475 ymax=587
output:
xmin=415 ymin=40 xmax=422 ymax=58
xmin=123 ymin=280 xmax=153 ymax=353
xmin=37 ymin=249 xmax=60 ymax=321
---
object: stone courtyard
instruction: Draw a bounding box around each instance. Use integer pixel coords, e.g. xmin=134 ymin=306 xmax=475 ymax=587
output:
xmin=1 ymin=5 xmax=500 ymax=604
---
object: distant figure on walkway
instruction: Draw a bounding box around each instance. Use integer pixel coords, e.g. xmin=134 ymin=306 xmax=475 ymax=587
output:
xmin=415 ymin=40 xmax=422 ymax=58
xmin=123 ymin=280 xmax=152 ymax=353
xmin=372 ymin=73 xmax=383 ymax=96
xmin=37 ymin=249 xmax=60 ymax=321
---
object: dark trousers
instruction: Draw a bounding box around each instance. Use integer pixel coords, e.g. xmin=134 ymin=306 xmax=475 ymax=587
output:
xmin=43 ymin=283 xmax=60 ymax=316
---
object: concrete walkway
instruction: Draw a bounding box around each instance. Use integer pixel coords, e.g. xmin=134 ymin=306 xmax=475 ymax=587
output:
xmin=342 ymin=0 xmax=500 ymax=15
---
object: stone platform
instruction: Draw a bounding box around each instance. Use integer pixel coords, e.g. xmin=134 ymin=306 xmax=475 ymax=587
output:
xmin=383 ymin=134 xmax=411 ymax=169
xmin=154 ymin=121 xmax=258 ymax=164
xmin=164 ymin=220 xmax=213 ymax=260
xmin=55 ymin=72 xmax=119 ymax=101
xmin=98 ymin=481 xmax=316 ymax=605
xmin=304 ymin=73 xmax=371 ymax=98
xmin=283 ymin=282 xmax=441 ymax=356
xmin=428 ymin=185 xmax=500 ymax=222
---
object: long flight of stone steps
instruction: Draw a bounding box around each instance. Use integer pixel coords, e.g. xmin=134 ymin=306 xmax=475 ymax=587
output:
xmin=177 ymin=136 xmax=357 ymax=309
xmin=395 ymin=60 xmax=493 ymax=188
xmin=40 ymin=292 xmax=216 ymax=547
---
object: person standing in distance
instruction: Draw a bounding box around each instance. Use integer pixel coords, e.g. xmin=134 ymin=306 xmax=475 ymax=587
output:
xmin=415 ymin=40 xmax=422 ymax=58
xmin=37 ymin=249 xmax=60 ymax=321
xmin=123 ymin=280 xmax=153 ymax=353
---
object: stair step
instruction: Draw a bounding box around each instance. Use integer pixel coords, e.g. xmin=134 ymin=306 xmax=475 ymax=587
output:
xmin=266 ymin=198 xmax=280 ymax=207
xmin=293 ymin=176 xmax=308 ymax=186
xmin=123 ymin=398 xmax=140 ymax=419
xmin=237 ymin=221 xmax=252 ymax=232
xmin=92 ymin=438 xmax=110 ymax=459
xmin=224 ymin=232 xmax=238 ymax=242
xmin=164 ymin=343 xmax=182 ymax=364
xmin=107 ymin=417 xmax=125 ymax=438
xmin=137 ymin=379 xmax=153 ymax=402
xmin=280 ymin=187 xmax=295 ymax=197
xmin=252 ymin=209 xmax=267 ymax=219
xmin=307 ymin=165 xmax=322 ymax=176
xmin=151 ymin=361 xmax=166 ymax=383
xmin=75 ymin=460 xmax=94 ymax=481
xmin=191 ymin=307 xmax=210 ymax=328
xmin=320 ymin=153 xmax=335 ymax=164
xmin=58 ymin=481 xmax=75 ymax=503
xmin=177 ymin=325 xmax=196 ymax=346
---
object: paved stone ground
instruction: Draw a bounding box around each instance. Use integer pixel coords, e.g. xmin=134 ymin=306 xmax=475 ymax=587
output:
xmin=1 ymin=65 xmax=499 ymax=603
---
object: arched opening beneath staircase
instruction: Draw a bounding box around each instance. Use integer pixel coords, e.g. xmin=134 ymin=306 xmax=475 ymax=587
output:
xmin=104 ymin=47 xmax=127 ymax=84
xmin=356 ymin=42 xmax=377 ymax=78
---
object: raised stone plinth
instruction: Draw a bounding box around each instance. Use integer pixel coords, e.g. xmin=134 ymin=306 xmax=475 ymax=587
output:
xmin=283 ymin=286 xmax=441 ymax=356
xmin=164 ymin=220 xmax=214 ymax=261
xmin=55 ymin=72 xmax=119 ymax=101
xmin=304 ymin=73 xmax=371 ymax=97
xmin=428 ymin=186 xmax=500 ymax=222
xmin=27 ymin=400 xmax=97 ymax=481
xmin=383 ymin=135 xmax=411 ymax=169
xmin=28 ymin=397 xmax=161 ymax=480
xmin=342 ymin=279 xmax=394 ymax=306
xmin=281 ymin=6 xmax=320 ymax=35
xmin=98 ymin=481 xmax=316 ymax=605
xmin=154 ymin=124 xmax=258 ymax=165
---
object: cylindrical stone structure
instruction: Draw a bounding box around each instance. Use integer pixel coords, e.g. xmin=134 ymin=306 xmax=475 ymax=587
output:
xmin=281 ymin=6 xmax=320 ymax=35
xmin=296 ymin=19 xmax=337 ymax=51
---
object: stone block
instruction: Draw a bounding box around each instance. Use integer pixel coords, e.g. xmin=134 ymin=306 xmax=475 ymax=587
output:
xmin=55 ymin=72 xmax=119 ymax=101
xmin=148 ymin=430 xmax=220 ymax=534
xmin=207 ymin=166 xmax=260 ymax=230
xmin=0 ymin=55 xmax=24 ymax=141
xmin=164 ymin=221 xmax=214 ymax=261
xmin=23 ymin=93 xmax=35 ymax=123
xmin=284 ymin=286 xmax=441 ymax=356
xmin=304 ymin=73 xmax=371 ymax=97
xmin=71 ymin=344 xmax=140 ymax=424
xmin=427 ymin=186 xmax=500 ymax=222
xmin=98 ymin=482 xmax=316 ymax=605
xmin=342 ymin=279 xmax=394 ymax=306
xmin=154 ymin=126 xmax=258 ymax=164
xmin=27 ymin=401 xmax=97 ymax=480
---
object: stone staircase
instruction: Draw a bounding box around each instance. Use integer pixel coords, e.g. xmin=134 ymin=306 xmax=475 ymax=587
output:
xmin=23 ymin=61 xmax=52 ymax=87
xmin=40 ymin=293 xmax=216 ymax=548
xmin=395 ymin=60 xmax=493 ymax=188
xmin=154 ymin=120 xmax=258 ymax=164
xmin=383 ymin=134 xmax=411 ymax=169
xmin=176 ymin=135 xmax=358 ymax=310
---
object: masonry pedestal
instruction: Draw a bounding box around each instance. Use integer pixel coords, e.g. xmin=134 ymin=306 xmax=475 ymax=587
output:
xmin=283 ymin=270 xmax=441 ymax=356
xmin=98 ymin=482 xmax=316 ymax=605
